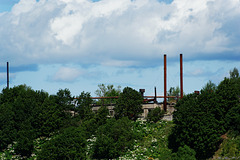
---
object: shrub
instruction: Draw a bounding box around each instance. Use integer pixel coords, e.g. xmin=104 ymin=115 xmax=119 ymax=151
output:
xmin=38 ymin=126 xmax=87 ymax=160
xmin=225 ymin=104 xmax=240 ymax=134
xmin=147 ymin=107 xmax=165 ymax=123
xmin=220 ymin=132 xmax=240 ymax=158
xmin=92 ymin=117 xmax=137 ymax=159
xmin=76 ymin=91 xmax=94 ymax=120
xmin=115 ymin=87 xmax=143 ymax=120
xmin=15 ymin=129 xmax=34 ymax=157
xmin=95 ymin=106 xmax=109 ymax=126
xmin=169 ymin=90 xmax=223 ymax=159
xmin=171 ymin=145 xmax=196 ymax=160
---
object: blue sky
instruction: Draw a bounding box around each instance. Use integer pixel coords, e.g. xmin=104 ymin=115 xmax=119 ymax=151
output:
xmin=0 ymin=0 xmax=239 ymax=98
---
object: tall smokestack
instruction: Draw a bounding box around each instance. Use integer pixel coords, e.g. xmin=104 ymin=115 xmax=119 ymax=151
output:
xmin=7 ymin=62 xmax=9 ymax=89
xmin=180 ymin=54 xmax=183 ymax=99
xmin=154 ymin=86 xmax=157 ymax=103
xmin=164 ymin=54 xmax=167 ymax=111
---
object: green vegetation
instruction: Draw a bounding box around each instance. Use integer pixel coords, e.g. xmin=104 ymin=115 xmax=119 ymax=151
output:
xmin=0 ymin=85 xmax=73 ymax=159
xmin=92 ymin=117 xmax=137 ymax=159
xmin=147 ymin=107 xmax=165 ymax=123
xmin=114 ymin=87 xmax=143 ymax=120
xmin=120 ymin=120 xmax=174 ymax=159
xmin=38 ymin=126 xmax=87 ymax=160
xmin=95 ymin=84 xmax=121 ymax=105
xmin=75 ymin=91 xmax=93 ymax=120
xmin=169 ymin=68 xmax=240 ymax=159
xmin=214 ymin=131 xmax=240 ymax=159
xmin=168 ymin=86 xmax=180 ymax=102
xmin=0 ymin=68 xmax=240 ymax=160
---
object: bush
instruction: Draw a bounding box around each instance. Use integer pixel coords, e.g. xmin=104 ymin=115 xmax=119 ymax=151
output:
xmin=95 ymin=106 xmax=109 ymax=126
xmin=147 ymin=107 xmax=165 ymax=123
xmin=217 ymin=78 xmax=240 ymax=126
xmin=115 ymin=87 xmax=143 ymax=120
xmin=219 ymin=132 xmax=240 ymax=158
xmin=75 ymin=91 xmax=94 ymax=120
xmin=38 ymin=126 xmax=87 ymax=160
xmin=15 ymin=129 xmax=34 ymax=157
xmin=171 ymin=145 xmax=196 ymax=160
xmin=225 ymin=104 xmax=240 ymax=134
xmin=169 ymin=90 xmax=223 ymax=159
xmin=0 ymin=103 xmax=16 ymax=150
xmin=92 ymin=117 xmax=137 ymax=159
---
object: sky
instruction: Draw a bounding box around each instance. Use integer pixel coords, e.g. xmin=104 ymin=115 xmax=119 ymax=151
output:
xmin=0 ymin=0 xmax=239 ymax=98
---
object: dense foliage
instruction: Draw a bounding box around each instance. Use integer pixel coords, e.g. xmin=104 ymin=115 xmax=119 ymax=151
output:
xmin=168 ymin=86 xmax=181 ymax=102
xmin=147 ymin=107 xmax=165 ymax=123
xmin=169 ymin=68 xmax=240 ymax=159
xmin=38 ymin=126 xmax=87 ymax=160
xmin=95 ymin=84 xmax=121 ymax=105
xmin=171 ymin=145 xmax=196 ymax=160
xmin=114 ymin=87 xmax=143 ymax=120
xmin=92 ymin=117 xmax=137 ymax=159
xmin=169 ymin=90 xmax=223 ymax=159
xmin=0 ymin=85 xmax=73 ymax=158
xmin=216 ymin=131 xmax=240 ymax=158
xmin=75 ymin=91 xmax=93 ymax=120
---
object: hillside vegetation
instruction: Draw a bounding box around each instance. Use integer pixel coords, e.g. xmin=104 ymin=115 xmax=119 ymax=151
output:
xmin=0 ymin=68 xmax=240 ymax=159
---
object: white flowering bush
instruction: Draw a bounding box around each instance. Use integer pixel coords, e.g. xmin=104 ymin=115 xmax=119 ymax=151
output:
xmin=0 ymin=118 xmax=174 ymax=160
xmin=119 ymin=119 xmax=174 ymax=160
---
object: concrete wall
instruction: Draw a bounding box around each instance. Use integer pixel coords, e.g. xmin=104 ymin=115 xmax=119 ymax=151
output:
xmin=92 ymin=102 xmax=176 ymax=120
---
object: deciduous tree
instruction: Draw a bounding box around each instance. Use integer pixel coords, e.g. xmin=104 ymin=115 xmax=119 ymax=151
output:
xmin=114 ymin=87 xmax=143 ymax=120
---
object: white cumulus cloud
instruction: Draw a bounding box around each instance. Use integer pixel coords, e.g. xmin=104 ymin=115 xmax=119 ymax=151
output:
xmin=0 ymin=0 xmax=239 ymax=68
xmin=52 ymin=67 xmax=83 ymax=82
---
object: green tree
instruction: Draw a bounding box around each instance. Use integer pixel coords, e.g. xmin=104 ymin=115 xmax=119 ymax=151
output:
xmin=75 ymin=91 xmax=93 ymax=120
xmin=95 ymin=106 xmax=109 ymax=126
xmin=38 ymin=126 xmax=87 ymax=160
xmin=0 ymin=85 xmax=75 ymax=158
xmin=95 ymin=84 xmax=121 ymax=105
xmin=229 ymin=67 xmax=239 ymax=79
xmin=92 ymin=117 xmax=137 ymax=159
xmin=169 ymin=68 xmax=240 ymax=160
xmin=225 ymin=104 xmax=240 ymax=134
xmin=55 ymin=88 xmax=74 ymax=111
xmin=0 ymin=103 xmax=16 ymax=150
xmin=216 ymin=77 xmax=240 ymax=130
xmin=32 ymin=96 xmax=66 ymax=137
xmin=147 ymin=107 xmax=165 ymax=123
xmin=168 ymin=86 xmax=180 ymax=102
xmin=169 ymin=85 xmax=223 ymax=159
xmin=14 ymin=125 xmax=35 ymax=157
xmin=0 ymin=85 xmax=44 ymax=156
xmin=171 ymin=145 xmax=196 ymax=160
xmin=202 ymin=80 xmax=216 ymax=93
xmin=114 ymin=87 xmax=143 ymax=120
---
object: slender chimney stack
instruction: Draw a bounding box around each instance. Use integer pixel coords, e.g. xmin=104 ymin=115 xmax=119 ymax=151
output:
xmin=164 ymin=54 xmax=167 ymax=112
xmin=7 ymin=62 xmax=9 ymax=89
xmin=154 ymin=86 xmax=157 ymax=103
xmin=180 ymin=54 xmax=183 ymax=99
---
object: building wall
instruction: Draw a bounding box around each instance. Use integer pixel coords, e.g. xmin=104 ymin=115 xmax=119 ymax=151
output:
xmin=92 ymin=102 xmax=176 ymax=120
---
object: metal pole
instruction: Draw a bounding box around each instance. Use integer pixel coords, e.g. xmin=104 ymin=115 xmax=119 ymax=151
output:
xmin=7 ymin=62 xmax=9 ymax=89
xmin=164 ymin=54 xmax=167 ymax=112
xmin=154 ymin=86 xmax=157 ymax=103
xmin=180 ymin=54 xmax=183 ymax=99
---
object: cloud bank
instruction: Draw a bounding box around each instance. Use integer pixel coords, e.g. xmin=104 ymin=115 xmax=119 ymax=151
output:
xmin=0 ymin=0 xmax=239 ymax=69
xmin=51 ymin=66 xmax=83 ymax=82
